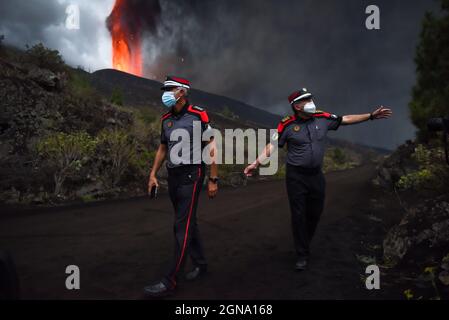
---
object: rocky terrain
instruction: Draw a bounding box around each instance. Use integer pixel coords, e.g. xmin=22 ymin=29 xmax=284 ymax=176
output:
xmin=373 ymin=140 xmax=449 ymax=299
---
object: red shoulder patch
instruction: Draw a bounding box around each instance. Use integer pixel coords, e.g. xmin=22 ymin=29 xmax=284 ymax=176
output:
xmin=312 ymin=111 xmax=332 ymax=119
xmin=161 ymin=111 xmax=172 ymax=121
xmin=187 ymin=105 xmax=209 ymax=123
xmin=277 ymin=115 xmax=296 ymax=134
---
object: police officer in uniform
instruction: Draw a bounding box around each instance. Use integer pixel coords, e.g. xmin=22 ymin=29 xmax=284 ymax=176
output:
xmin=144 ymin=76 xmax=219 ymax=297
xmin=244 ymin=88 xmax=392 ymax=270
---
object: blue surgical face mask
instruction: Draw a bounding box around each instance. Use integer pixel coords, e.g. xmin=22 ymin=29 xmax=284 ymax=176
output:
xmin=162 ymin=91 xmax=179 ymax=108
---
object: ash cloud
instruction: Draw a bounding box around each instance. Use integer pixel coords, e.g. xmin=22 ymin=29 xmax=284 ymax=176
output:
xmin=0 ymin=0 xmax=441 ymax=150
xmin=140 ymin=0 xmax=439 ymax=150
xmin=106 ymin=0 xmax=161 ymax=38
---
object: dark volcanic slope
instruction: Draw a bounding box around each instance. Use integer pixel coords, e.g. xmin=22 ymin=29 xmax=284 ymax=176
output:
xmin=89 ymin=69 xmax=280 ymax=128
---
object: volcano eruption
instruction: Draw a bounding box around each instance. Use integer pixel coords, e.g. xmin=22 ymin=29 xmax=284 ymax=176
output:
xmin=106 ymin=0 xmax=161 ymax=77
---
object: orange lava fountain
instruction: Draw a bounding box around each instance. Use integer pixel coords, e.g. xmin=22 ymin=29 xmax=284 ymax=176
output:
xmin=107 ymin=0 xmax=143 ymax=76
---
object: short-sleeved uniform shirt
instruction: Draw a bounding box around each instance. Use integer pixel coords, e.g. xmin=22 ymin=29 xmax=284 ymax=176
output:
xmin=277 ymin=111 xmax=342 ymax=168
xmin=161 ymin=104 xmax=213 ymax=168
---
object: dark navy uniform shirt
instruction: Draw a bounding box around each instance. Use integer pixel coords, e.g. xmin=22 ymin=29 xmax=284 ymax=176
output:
xmin=277 ymin=111 xmax=342 ymax=168
xmin=161 ymin=104 xmax=213 ymax=169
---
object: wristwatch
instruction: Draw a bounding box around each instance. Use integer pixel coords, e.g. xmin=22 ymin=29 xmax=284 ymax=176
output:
xmin=209 ymin=177 xmax=219 ymax=184
xmin=369 ymin=113 xmax=375 ymax=121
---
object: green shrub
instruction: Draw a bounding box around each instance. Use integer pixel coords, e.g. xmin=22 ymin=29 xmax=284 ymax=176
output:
xmin=80 ymin=194 xmax=96 ymax=203
xmin=396 ymin=144 xmax=448 ymax=190
xmin=221 ymin=106 xmax=238 ymax=119
xmin=130 ymin=148 xmax=154 ymax=178
xmin=36 ymin=132 xmax=97 ymax=195
xmin=332 ymin=147 xmax=347 ymax=165
xmin=137 ymin=108 xmax=157 ymax=125
xmin=323 ymin=147 xmax=356 ymax=172
xmin=131 ymin=108 xmax=162 ymax=150
xmin=68 ymin=71 xmax=96 ymax=99
xmin=96 ymin=129 xmax=137 ymax=188
xmin=95 ymin=128 xmax=155 ymax=189
xmin=110 ymin=88 xmax=124 ymax=106
xmin=396 ymin=168 xmax=434 ymax=190
xmin=25 ymin=43 xmax=66 ymax=73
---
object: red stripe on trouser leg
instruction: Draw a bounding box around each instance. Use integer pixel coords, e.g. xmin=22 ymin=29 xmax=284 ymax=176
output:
xmin=171 ymin=167 xmax=201 ymax=286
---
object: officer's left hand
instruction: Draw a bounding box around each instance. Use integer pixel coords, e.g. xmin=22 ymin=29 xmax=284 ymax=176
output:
xmin=371 ymin=106 xmax=393 ymax=120
xmin=208 ymin=181 xmax=218 ymax=199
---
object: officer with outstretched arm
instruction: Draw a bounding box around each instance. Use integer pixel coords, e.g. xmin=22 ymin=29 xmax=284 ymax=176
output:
xmin=144 ymin=76 xmax=219 ymax=297
xmin=244 ymin=88 xmax=392 ymax=271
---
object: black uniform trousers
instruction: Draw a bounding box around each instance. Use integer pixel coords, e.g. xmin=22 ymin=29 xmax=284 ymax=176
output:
xmin=163 ymin=164 xmax=207 ymax=288
xmin=285 ymin=163 xmax=326 ymax=259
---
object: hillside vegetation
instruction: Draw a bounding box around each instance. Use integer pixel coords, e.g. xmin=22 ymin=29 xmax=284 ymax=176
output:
xmin=374 ymin=0 xmax=449 ymax=299
xmin=0 ymin=43 xmax=160 ymax=204
xmin=0 ymin=42 xmax=369 ymax=206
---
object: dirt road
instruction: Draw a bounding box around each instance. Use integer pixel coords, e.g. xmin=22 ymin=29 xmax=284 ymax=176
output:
xmin=0 ymin=164 xmax=399 ymax=299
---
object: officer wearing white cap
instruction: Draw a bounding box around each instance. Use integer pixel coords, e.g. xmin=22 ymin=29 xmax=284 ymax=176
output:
xmin=244 ymin=88 xmax=392 ymax=271
xmin=144 ymin=76 xmax=219 ymax=297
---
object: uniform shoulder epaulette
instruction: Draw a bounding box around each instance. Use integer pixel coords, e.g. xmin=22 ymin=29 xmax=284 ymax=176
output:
xmin=312 ymin=110 xmax=337 ymax=119
xmin=191 ymin=105 xmax=205 ymax=112
xmin=187 ymin=105 xmax=209 ymax=123
xmin=281 ymin=115 xmax=294 ymax=123
xmin=277 ymin=115 xmax=296 ymax=133
xmin=161 ymin=111 xmax=172 ymax=121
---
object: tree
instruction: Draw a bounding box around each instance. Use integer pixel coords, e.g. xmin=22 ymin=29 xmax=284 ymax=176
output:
xmin=409 ymin=0 xmax=449 ymax=140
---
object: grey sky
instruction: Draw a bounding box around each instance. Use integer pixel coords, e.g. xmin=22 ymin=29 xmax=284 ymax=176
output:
xmin=0 ymin=0 xmax=441 ymax=149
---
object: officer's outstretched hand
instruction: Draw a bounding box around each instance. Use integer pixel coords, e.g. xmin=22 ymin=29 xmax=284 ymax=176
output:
xmin=148 ymin=175 xmax=159 ymax=195
xmin=371 ymin=106 xmax=393 ymax=120
xmin=208 ymin=181 xmax=218 ymax=199
xmin=244 ymin=161 xmax=258 ymax=177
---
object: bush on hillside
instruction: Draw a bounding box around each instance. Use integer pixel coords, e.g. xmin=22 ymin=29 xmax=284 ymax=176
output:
xmin=25 ymin=43 xmax=66 ymax=73
xmin=36 ymin=132 xmax=97 ymax=196
xmin=396 ymin=144 xmax=448 ymax=191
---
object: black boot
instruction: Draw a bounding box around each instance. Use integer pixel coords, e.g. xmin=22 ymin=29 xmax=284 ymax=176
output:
xmin=295 ymin=258 xmax=308 ymax=271
xmin=143 ymin=281 xmax=175 ymax=298
xmin=185 ymin=266 xmax=207 ymax=281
